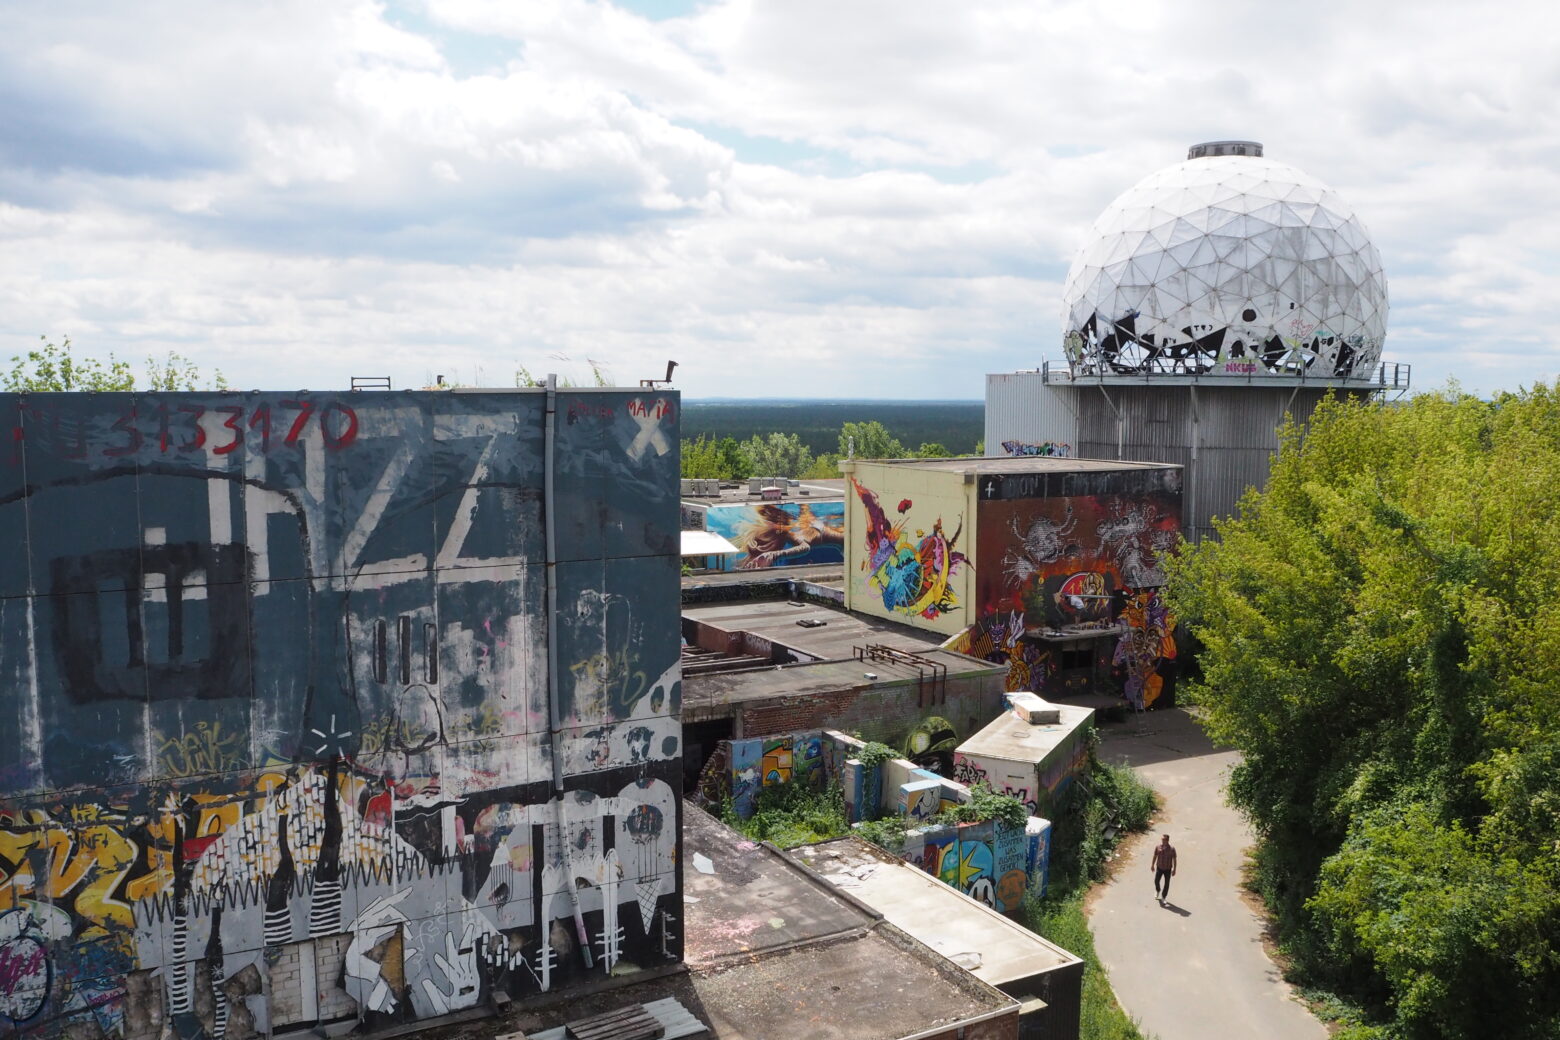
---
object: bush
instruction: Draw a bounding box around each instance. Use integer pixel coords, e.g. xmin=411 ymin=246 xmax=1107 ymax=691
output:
xmin=854 ymin=741 xmax=898 ymax=767
xmin=854 ymin=815 xmax=911 ymax=852
xmin=724 ymin=782 xmax=850 ymax=849
xmin=1043 ymin=759 xmax=1160 ymax=897
xmin=936 ymin=783 xmax=1028 ymax=829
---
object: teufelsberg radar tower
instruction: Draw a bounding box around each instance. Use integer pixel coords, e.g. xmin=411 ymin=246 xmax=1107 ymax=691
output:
xmin=986 ymin=141 xmax=1406 ymax=541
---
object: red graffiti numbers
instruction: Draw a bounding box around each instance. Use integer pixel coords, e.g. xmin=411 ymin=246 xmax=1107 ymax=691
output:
xmin=213 ymin=406 xmax=245 ymax=455
xmin=318 ymin=403 xmax=358 ymax=450
xmin=16 ymin=400 xmax=360 ymax=461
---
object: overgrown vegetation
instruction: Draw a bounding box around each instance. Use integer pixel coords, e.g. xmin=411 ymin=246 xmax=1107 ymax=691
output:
xmin=4 ymin=337 xmax=227 ymax=392
xmin=720 ymin=782 xmax=850 ymax=849
xmin=1167 ymin=388 xmax=1560 ymax=1040
xmin=936 ymin=782 xmax=1028 ymax=829
xmin=853 ymin=741 xmax=899 ymax=768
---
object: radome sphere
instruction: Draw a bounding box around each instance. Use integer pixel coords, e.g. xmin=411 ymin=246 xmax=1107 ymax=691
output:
xmin=1060 ymin=144 xmax=1388 ymax=380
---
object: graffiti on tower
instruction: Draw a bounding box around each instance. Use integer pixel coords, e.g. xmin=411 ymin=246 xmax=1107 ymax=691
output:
xmin=0 ymin=389 xmax=682 ymax=1040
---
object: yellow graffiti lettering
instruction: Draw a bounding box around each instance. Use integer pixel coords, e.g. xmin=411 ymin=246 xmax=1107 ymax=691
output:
xmin=155 ymin=720 xmax=246 ymax=778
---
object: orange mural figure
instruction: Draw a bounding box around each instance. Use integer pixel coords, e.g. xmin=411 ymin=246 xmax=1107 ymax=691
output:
xmin=1115 ymin=589 xmax=1177 ymax=709
xmin=734 ymin=503 xmax=844 ymax=569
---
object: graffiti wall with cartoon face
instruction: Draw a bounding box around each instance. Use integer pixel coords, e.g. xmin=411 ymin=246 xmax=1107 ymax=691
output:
xmin=898 ymin=817 xmax=1049 ymax=913
xmin=704 ymin=500 xmax=845 ymax=571
xmin=966 ymin=468 xmax=1182 ymax=706
xmin=845 ymin=472 xmax=972 ymax=634
xmin=0 ymin=390 xmax=682 ymax=1040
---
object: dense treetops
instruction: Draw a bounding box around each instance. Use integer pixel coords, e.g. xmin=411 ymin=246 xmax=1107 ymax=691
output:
xmin=681 ymin=420 xmax=961 ymax=480
xmin=1167 ymin=387 xmax=1560 ymax=1040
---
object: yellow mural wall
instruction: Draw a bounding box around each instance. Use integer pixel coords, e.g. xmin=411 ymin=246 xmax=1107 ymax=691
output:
xmin=841 ymin=460 xmax=977 ymax=636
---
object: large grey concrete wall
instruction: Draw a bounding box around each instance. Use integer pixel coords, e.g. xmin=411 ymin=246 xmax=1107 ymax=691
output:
xmin=0 ymin=389 xmax=682 ymax=1039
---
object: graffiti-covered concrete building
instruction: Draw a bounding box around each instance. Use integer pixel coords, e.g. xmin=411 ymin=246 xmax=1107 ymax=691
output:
xmin=841 ymin=457 xmax=1181 ymax=709
xmin=0 ymin=389 xmax=682 ymax=1039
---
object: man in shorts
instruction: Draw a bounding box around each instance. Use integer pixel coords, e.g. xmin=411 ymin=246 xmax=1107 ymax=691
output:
xmin=1151 ymin=833 xmax=1177 ymax=904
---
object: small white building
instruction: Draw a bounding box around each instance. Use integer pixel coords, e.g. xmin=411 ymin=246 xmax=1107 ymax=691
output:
xmin=953 ymin=692 xmax=1095 ymax=816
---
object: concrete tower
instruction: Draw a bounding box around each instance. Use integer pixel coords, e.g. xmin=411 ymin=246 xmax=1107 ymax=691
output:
xmin=987 ymin=141 xmax=1407 ymax=540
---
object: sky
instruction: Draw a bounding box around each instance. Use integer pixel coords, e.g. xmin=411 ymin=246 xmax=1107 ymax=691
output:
xmin=0 ymin=0 xmax=1554 ymax=400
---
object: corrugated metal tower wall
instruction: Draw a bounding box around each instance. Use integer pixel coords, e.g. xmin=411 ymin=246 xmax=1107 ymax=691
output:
xmin=1071 ymin=385 xmax=1354 ymax=541
xmin=987 ymin=375 xmax=1376 ymax=541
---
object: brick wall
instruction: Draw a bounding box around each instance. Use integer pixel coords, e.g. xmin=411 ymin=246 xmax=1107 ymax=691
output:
xmin=315 ymin=933 xmax=358 ymax=1022
xmin=737 ymin=670 xmax=1005 ymax=752
xmin=268 ymin=942 xmax=310 ymax=1028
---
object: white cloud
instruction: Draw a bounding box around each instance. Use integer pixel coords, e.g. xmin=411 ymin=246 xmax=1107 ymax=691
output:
xmin=0 ymin=0 xmax=1554 ymax=399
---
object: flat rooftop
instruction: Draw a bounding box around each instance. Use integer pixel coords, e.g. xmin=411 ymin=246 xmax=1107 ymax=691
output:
xmin=683 ymin=599 xmax=948 ymax=660
xmin=680 ymin=478 xmax=845 ymax=508
xmin=683 ymin=647 xmax=1002 ymax=723
xmin=424 ymin=808 xmax=1015 ymax=1039
xmin=959 ymin=700 xmax=1096 ymax=764
xmin=681 ymin=806 xmax=1017 ymax=1038
xmin=791 ymin=837 xmax=1082 ymax=988
xmin=844 ymin=456 xmax=1180 ymax=475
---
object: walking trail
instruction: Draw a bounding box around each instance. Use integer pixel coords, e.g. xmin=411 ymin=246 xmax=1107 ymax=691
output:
xmin=1087 ymin=708 xmax=1325 ymax=1040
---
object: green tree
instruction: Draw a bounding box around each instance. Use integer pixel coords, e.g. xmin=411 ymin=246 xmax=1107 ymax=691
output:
xmin=145 ymin=351 xmax=229 ymax=391
xmin=738 ymin=431 xmax=812 ymax=478
xmin=682 ymin=435 xmax=758 ymax=480
xmin=1166 ymin=388 xmax=1560 ymax=1040
xmin=839 ymin=420 xmax=905 ymax=460
xmin=913 ymin=441 xmax=951 ymax=458
xmin=715 ymin=436 xmax=752 ymax=480
xmin=7 ymin=338 xmax=229 ymax=392
xmin=5 ymin=336 xmax=133 ymax=391
xmin=801 ymin=452 xmax=841 ymax=479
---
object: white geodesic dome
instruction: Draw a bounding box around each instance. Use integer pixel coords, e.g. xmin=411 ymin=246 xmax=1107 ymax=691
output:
xmin=1060 ymin=145 xmax=1388 ymax=380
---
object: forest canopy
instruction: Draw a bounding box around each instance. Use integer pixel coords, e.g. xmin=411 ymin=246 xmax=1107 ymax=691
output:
xmin=1166 ymin=387 xmax=1560 ymax=1040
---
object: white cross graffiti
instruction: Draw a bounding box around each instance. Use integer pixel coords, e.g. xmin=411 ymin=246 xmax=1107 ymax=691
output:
xmin=627 ymin=402 xmax=671 ymax=460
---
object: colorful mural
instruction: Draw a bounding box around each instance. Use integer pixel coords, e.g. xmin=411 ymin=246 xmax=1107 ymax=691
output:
xmin=968 ymin=481 xmax=1180 ymax=706
xmin=1113 ymin=589 xmax=1178 ymax=711
xmin=699 ymin=731 xmax=1050 ymax=912
xmin=947 ymin=613 xmax=1055 ymax=694
xmin=901 ymin=716 xmax=960 ymax=774
xmin=721 ymin=733 xmax=826 ymax=819
xmin=899 ymin=817 xmax=1049 ymax=913
xmin=704 ymin=501 xmax=844 ymax=570
xmin=0 ymin=390 xmax=683 ymax=1040
xmin=850 ymin=477 xmax=966 ymax=621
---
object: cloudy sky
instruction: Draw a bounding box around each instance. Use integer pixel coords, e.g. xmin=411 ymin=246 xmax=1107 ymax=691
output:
xmin=0 ymin=0 xmax=1553 ymax=399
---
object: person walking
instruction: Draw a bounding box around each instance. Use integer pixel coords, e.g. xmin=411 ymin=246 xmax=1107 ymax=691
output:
xmin=1151 ymin=833 xmax=1177 ymax=904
